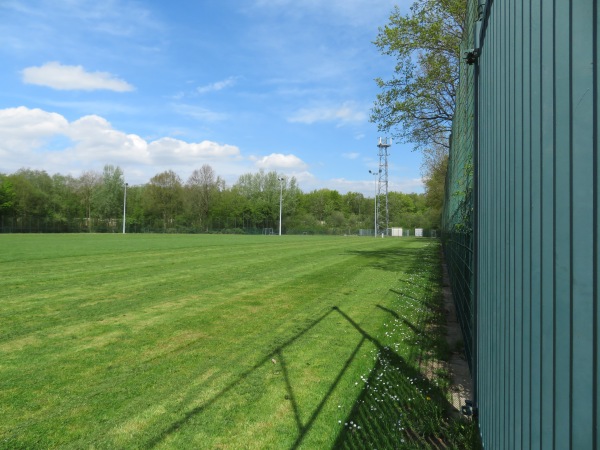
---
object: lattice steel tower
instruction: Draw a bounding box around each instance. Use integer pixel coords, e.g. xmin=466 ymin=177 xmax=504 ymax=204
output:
xmin=376 ymin=137 xmax=391 ymax=236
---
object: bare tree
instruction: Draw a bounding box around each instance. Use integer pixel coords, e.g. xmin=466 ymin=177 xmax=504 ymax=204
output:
xmin=77 ymin=170 xmax=102 ymax=230
xmin=186 ymin=164 xmax=221 ymax=227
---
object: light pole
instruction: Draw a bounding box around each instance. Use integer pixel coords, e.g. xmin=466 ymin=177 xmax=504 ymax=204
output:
xmin=369 ymin=170 xmax=378 ymax=237
xmin=122 ymin=182 xmax=128 ymax=234
xmin=278 ymin=177 xmax=284 ymax=236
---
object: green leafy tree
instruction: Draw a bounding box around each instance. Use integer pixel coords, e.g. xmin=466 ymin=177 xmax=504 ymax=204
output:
xmin=123 ymin=184 xmax=145 ymax=232
xmin=211 ymin=187 xmax=248 ymax=230
xmin=233 ymin=170 xmax=295 ymax=229
xmin=342 ymin=192 xmax=365 ymax=217
xmin=144 ymin=170 xmax=184 ymax=231
xmin=371 ymin=0 xmax=466 ymax=150
xmin=95 ymin=165 xmax=125 ymax=222
xmin=328 ymin=210 xmax=346 ymax=229
xmin=8 ymin=169 xmax=53 ymax=218
xmin=281 ymin=177 xmax=301 ymax=224
xmin=421 ymin=143 xmax=449 ymax=228
xmin=302 ymin=189 xmax=342 ymax=223
xmin=300 ymin=190 xmax=325 ymax=222
xmin=0 ymin=175 xmax=16 ymax=215
xmin=50 ymin=174 xmax=82 ymax=221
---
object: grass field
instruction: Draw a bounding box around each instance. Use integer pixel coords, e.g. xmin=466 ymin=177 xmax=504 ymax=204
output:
xmin=0 ymin=234 xmax=476 ymax=449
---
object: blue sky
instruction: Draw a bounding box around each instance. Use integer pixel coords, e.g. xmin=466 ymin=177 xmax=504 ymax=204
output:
xmin=0 ymin=0 xmax=422 ymax=195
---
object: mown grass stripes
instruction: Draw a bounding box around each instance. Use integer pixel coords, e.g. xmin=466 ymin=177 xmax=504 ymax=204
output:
xmin=0 ymin=234 xmax=475 ymax=449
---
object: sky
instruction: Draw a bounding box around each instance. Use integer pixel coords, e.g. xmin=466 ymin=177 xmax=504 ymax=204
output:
xmin=0 ymin=0 xmax=423 ymax=196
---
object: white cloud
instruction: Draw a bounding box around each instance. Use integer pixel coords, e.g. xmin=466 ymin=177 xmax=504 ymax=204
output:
xmin=197 ymin=77 xmax=238 ymax=94
xmin=22 ymin=62 xmax=134 ymax=92
xmin=0 ymin=106 xmax=68 ymax=140
xmin=288 ymin=102 xmax=366 ymax=125
xmin=171 ymin=103 xmax=228 ymax=122
xmin=43 ymin=99 xmax=139 ymax=116
xmin=149 ymin=138 xmax=241 ymax=164
xmin=312 ymin=176 xmax=424 ymax=195
xmin=0 ymin=107 xmax=69 ymax=158
xmin=390 ymin=178 xmax=425 ymax=193
xmin=66 ymin=115 xmax=150 ymax=164
xmin=0 ymin=107 xmax=241 ymax=184
xmin=254 ymin=153 xmax=308 ymax=170
xmin=342 ymin=152 xmax=360 ymax=159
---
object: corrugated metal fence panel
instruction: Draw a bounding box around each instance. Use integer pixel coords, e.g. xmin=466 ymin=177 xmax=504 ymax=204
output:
xmin=475 ymin=1 xmax=598 ymax=448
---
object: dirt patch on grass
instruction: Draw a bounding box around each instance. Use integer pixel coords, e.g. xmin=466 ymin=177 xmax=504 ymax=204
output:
xmin=416 ymin=258 xmax=473 ymax=420
xmin=441 ymin=259 xmax=473 ymax=419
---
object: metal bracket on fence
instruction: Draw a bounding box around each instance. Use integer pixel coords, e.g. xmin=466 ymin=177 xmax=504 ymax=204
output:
xmin=465 ymin=12 xmax=484 ymax=66
xmin=461 ymin=399 xmax=478 ymax=418
xmin=464 ymin=49 xmax=479 ymax=65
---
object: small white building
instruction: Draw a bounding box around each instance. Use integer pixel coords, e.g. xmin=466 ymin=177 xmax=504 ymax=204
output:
xmin=390 ymin=227 xmax=403 ymax=237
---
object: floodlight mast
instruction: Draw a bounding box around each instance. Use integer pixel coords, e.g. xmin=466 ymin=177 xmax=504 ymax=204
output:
xmin=122 ymin=182 xmax=128 ymax=234
xmin=369 ymin=170 xmax=378 ymax=237
xmin=376 ymin=137 xmax=391 ymax=236
xmin=278 ymin=177 xmax=285 ymax=236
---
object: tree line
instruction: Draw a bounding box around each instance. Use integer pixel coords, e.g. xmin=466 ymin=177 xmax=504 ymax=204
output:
xmin=0 ymin=165 xmax=440 ymax=234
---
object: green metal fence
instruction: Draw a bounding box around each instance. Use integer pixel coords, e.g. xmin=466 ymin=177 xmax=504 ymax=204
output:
xmin=444 ymin=0 xmax=600 ymax=448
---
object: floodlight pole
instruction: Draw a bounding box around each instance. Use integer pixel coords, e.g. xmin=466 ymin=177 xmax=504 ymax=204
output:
xmin=376 ymin=137 xmax=391 ymax=236
xmin=278 ymin=177 xmax=284 ymax=236
xmin=369 ymin=170 xmax=378 ymax=237
xmin=122 ymin=182 xmax=128 ymax=234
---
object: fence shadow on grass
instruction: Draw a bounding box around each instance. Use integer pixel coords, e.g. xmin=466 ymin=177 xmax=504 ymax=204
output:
xmin=376 ymin=303 xmax=400 ymax=319
xmin=146 ymin=307 xmax=337 ymax=448
xmin=147 ymin=304 xmax=456 ymax=449
xmin=345 ymin=247 xmax=424 ymax=274
xmin=333 ymin=242 xmax=471 ymax=448
xmin=147 ymin=241 xmax=462 ymax=449
xmin=146 ymin=305 xmax=371 ymax=449
xmin=330 ymin=307 xmax=456 ymax=449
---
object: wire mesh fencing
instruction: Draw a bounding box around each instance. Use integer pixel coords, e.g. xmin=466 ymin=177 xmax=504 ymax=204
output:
xmin=441 ymin=0 xmax=477 ymax=376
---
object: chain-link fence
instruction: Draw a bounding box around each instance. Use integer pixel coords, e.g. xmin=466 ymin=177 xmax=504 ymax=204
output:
xmin=1 ymin=217 xmax=438 ymax=237
xmin=441 ymin=0 xmax=477 ymax=376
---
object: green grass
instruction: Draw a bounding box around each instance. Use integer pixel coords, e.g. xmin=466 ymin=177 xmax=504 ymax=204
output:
xmin=0 ymin=234 xmax=476 ymax=449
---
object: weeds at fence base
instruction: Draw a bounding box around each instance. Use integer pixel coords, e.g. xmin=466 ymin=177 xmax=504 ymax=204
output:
xmin=334 ymin=241 xmax=480 ymax=449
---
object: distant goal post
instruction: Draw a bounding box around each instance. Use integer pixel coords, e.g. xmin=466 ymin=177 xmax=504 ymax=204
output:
xmin=263 ymin=228 xmax=274 ymax=235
